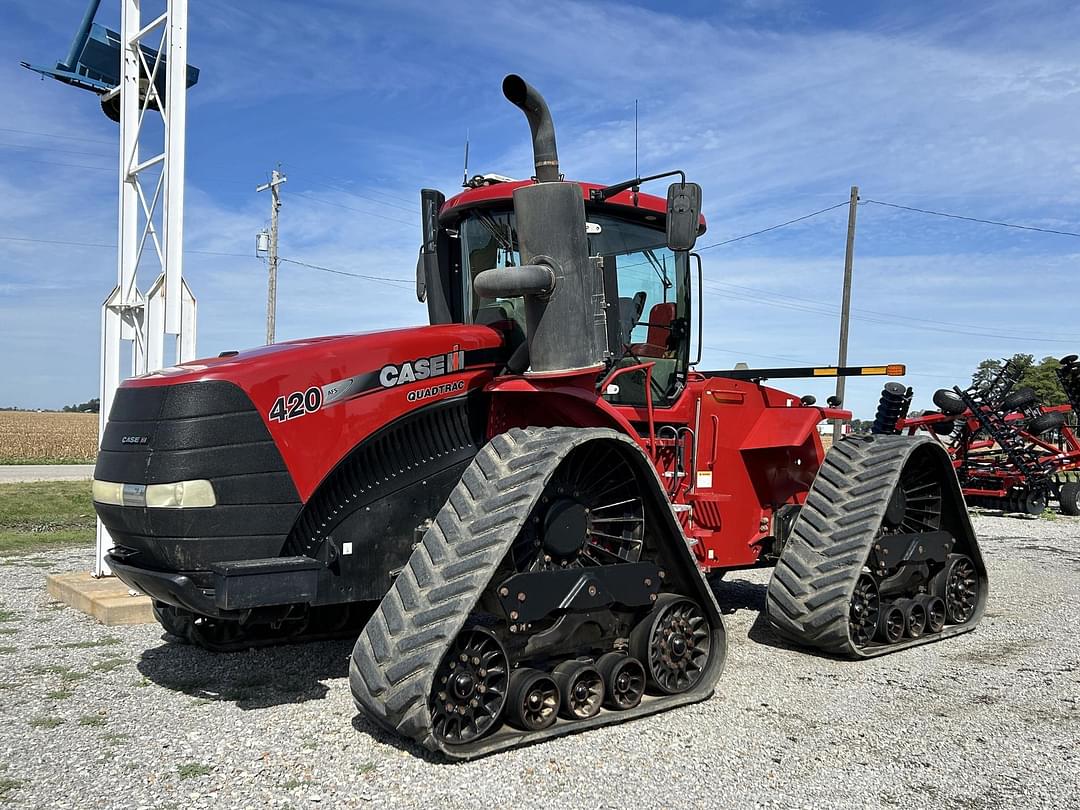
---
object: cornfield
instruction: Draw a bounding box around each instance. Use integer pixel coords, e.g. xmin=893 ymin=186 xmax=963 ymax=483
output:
xmin=0 ymin=412 xmax=98 ymax=463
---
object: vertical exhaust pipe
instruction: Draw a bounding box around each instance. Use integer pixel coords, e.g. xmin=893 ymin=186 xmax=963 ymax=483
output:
xmin=473 ymin=75 xmax=607 ymax=376
xmin=502 ymin=74 xmax=560 ymax=183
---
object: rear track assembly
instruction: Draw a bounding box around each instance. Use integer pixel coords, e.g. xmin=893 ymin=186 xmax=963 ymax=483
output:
xmin=766 ymin=434 xmax=987 ymax=658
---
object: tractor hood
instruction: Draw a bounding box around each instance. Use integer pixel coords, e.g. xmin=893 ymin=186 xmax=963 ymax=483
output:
xmin=112 ymin=324 xmax=507 ymax=500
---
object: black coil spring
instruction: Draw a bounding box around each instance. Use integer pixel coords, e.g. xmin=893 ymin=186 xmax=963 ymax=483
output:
xmin=871 ymin=382 xmax=912 ymax=435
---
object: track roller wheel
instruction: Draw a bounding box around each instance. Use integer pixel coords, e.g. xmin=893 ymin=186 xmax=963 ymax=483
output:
xmin=1059 ymin=482 xmax=1080 ymax=516
xmin=630 ymin=595 xmax=712 ymax=695
xmin=505 ymin=668 xmax=560 ymax=732
xmin=932 ymin=554 xmax=979 ymax=625
xmin=897 ymin=598 xmax=926 ymax=639
xmin=430 ymin=627 xmax=509 ymax=746
xmin=597 ymin=652 xmax=646 ymax=710
xmin=849 ymin=574 xmax=880 ymax=648
xmin=917 ymin=594 xmax=946 ymax=633
xmin=878 ymin=603 xmax=905 ymax=643
xmin=553 ymin=661 xmax=604 ymax=720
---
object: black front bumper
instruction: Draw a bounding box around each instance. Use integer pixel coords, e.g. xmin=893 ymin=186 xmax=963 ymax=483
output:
xmin=108 ymin=552 xmax=323 ymax=618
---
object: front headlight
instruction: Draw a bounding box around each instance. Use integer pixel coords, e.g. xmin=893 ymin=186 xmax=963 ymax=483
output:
xmin=92 ymin=479 xmax=217 ymax=508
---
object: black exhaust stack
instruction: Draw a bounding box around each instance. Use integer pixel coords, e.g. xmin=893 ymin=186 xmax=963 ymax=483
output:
xmin=473 ymin=75 xmax=608 ymax=376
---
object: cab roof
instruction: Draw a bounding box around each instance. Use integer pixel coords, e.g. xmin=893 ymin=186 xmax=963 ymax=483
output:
xmin=440 ymin=179 xmax=707 ymax=233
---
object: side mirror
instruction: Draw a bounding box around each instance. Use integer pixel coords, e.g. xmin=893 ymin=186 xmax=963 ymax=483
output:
xmin=418 ymin=188 xmax=450 ymax=320
xmin=415 ymin=248 xmax=427 ymax=302
xmin=666 ymin=181 xmax=702 ymax=251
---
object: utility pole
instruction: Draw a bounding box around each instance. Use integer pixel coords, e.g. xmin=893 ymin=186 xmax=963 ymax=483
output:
xmin=257 ymin=168 xmax=286 ymax=344
xmin=832 ymin=185 xmax=859 ymax=444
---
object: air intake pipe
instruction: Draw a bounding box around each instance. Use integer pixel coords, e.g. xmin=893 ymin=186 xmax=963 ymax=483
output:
xmin=472 ymin=75 xmax=608 ymax=376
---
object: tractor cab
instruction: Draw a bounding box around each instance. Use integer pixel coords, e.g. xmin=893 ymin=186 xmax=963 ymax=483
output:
xmin=419 ymin=178 xmax=701 ymax=408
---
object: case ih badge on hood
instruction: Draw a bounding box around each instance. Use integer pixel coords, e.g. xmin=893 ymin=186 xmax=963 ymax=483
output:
xmin=379 ymin=346 xmax=465 ymax=389
xmin=268 ymin=346 xmax=468 ymax=423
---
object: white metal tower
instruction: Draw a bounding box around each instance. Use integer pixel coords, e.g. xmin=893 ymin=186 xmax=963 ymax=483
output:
xmin=96 ymin=0 xmax=196 ymax=576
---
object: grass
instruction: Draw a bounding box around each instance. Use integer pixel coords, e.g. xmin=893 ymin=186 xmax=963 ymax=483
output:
xmin=45 ymin=689 xmax=74 ymax=701
xmin=177 ymin=763 xmax=213 ymax=780
xmin=0 ymin=777 xmax=25 ymax=799
xmin=0 ymin=628 xmax=15 ymax=635
xmin=0 ymin=481 xmax=95 ymax=555
xmin=91 ymin=657 xmax=129 ymax=673
xmin=0 ymin=647 xmax=16 ymax=655
xmin=0 ymin=610 xmax=16 ymax=623
xmin=77 ymin=714 xmax=106 ymax=727
xmin=28 ymin=716 xmax=64 ymax=730
xmin=60 ymin=636 xmax=122 ymax=650
xmin=358 ymin=761 xmax=376 ymax=775
xmin=32 ymin=664 xmax=88 ymax=682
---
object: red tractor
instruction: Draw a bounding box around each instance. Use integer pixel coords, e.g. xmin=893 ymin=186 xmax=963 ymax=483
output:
xmin=93 ymin=76 xmax=985 ymax=759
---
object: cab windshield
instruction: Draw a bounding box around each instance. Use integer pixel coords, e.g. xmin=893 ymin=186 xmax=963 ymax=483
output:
xmin=459 ymin=210 xmax=690 ymax=406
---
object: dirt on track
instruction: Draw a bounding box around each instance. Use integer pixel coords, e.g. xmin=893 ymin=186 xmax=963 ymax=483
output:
xmin=0 ymin=412 xmax=97 ymax=464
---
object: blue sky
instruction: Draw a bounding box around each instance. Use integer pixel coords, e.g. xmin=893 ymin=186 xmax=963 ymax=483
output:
xmin=1 ymin=0 xmax=1079 ymax=418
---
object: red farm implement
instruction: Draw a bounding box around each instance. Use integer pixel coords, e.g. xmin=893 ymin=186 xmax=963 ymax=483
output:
xmin=873 ymin=355 xmax=1080 ymax=516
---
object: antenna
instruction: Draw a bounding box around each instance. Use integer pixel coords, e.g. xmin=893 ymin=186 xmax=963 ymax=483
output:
xmin=462 ymin=129 xmax=470 ymax=187
xmin=634 ymin=99 xmax=639 ymax=178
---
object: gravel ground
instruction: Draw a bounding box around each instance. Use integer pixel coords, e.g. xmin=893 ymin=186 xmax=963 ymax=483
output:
xmin=0 ymin=512 xmax=1077 ymax=810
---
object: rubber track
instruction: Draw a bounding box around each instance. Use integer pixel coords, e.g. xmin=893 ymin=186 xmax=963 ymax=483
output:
xmin=765 ymin=434 xmax=986 ymax=658
xmin=349 ymin=426 xmax=724 ymax=759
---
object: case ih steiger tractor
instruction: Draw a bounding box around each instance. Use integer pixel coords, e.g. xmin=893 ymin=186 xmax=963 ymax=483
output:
xmin=93 ymin=75 xmax=986 ymax=759
xmin=875 ymin=355 xmax=1080 ymax=516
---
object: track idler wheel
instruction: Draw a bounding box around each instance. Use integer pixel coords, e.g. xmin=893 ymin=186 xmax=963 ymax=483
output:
xmin=848 ymin=574 xmax=880 ymax=648
xmin=553 ymin=661 xmax=604 ymax=720
xmin=630 ymin=594 xmax=712 ymax=695
xmin=933 ymin=554 xmax=980 ymax=625
xmin=430 ymin=627 xmax=509 ymax=746
xmin=917 ymin=594 xmax=947 ymax=633
xmin=878 ymin=603 xmax=905 ymax=643
xmin=597 ymin=652 xmax=646 ymax=710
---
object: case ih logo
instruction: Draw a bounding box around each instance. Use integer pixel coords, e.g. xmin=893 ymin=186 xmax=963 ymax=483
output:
xmin=379 ymin=346 xmax=465 ymax=388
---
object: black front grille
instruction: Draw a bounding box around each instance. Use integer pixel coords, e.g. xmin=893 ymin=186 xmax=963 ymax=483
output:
xmin=94 ymin=380 xmax=301 ymax=570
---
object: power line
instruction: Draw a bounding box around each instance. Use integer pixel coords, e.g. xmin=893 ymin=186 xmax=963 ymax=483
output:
xmin=0 ymin=233 xmax=249 ymax=258
xmin=0 ymin=126 xmax=114 ymax=145
xmin=697 ymin=200 xmax=850 ymax=251
xmin=301 ymin=178 xmax=417 ymax=214
xmin=0 ymin=141 xmax=112 ymax=159
xmin=279 ymin=257 xmax=412 ymax=289
xmin=9 ymin=157 xmax=114 ymax=172
xmin=702 ymin=283 xmax=1078 ymax=343
xmin=863 ymin=199 xmax=1080 ymax=239
xmin=704 ymin=278 xmax=1080 ymax=341
xmin=297 ymin=194 xmax=416 ymax=227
